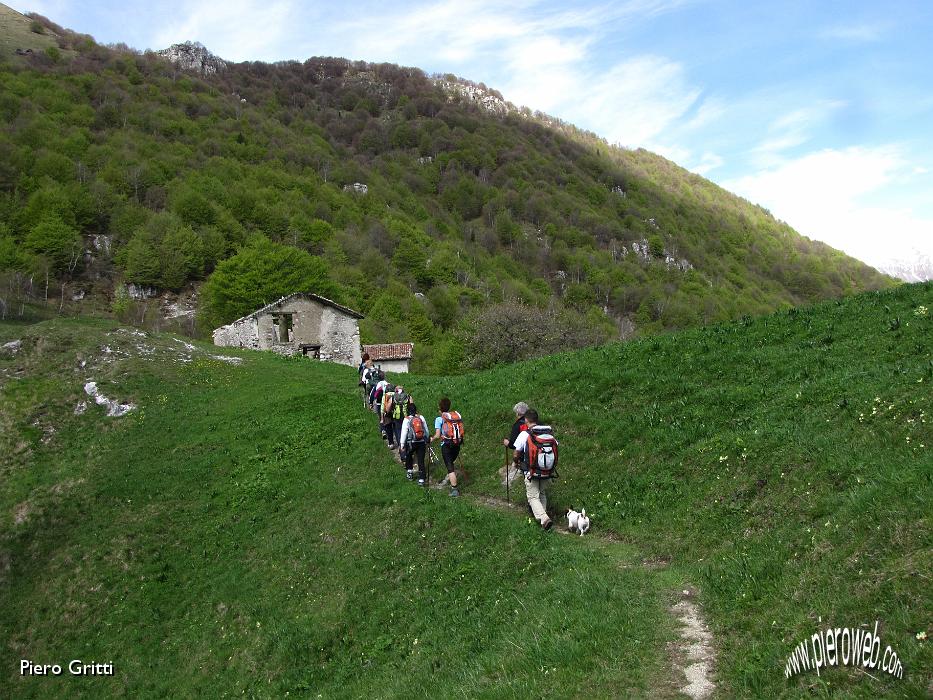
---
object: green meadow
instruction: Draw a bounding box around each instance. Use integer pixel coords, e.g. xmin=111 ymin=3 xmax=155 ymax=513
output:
xmin=2 ymin=281 xmax=931 ymax=698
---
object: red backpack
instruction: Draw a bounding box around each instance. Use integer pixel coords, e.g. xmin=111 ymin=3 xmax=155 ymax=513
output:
xmin=441 ymin=411 xmax=464 ymax=444
xmin=526 ymin=425 xmax=558 ymax=479
xmin=410 ymin=416 xmax=427 ymax=443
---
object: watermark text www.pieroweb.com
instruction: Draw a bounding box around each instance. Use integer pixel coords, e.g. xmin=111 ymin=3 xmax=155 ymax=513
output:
xmin=784 ymin=621 xmax=904 ymax=679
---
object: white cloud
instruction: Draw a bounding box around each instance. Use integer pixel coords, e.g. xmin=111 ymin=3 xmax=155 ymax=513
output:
xmin=691 ymin=151 xmax=724 ymax=175
xmin=320 ymin=0 xmax=699 ymax=146
xmin=148 ymin=0 xmax=295 ymax=60
xmin=725 ymin=146 xmax=933 ymax=266
xmin=750 ymin=101 xmax=846 ymax=167
xmin=820 ymin=21 xmax=890 ymax=42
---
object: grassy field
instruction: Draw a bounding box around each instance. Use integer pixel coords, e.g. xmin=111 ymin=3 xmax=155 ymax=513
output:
xmin=0 ymin=4 xmax=69 ymax=62
xmin=0 ymin=317 xmax=685 ymax=698
xmin=1 ymin=281 xmax=931 ymax=697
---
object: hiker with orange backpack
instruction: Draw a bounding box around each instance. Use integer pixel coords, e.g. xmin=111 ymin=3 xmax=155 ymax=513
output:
xmin=512 ymin=408 xmax=557 ymax=530
xmin=400 ymin=403 xmax=431 ymax=485
xmin=433 ymin=397 xmax=464 ymax=497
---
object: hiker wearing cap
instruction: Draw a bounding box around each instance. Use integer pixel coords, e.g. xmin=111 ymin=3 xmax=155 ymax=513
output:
xmin=512 ymin=408 xmax=558 ymax=530
xmin=433 ymin=397 xmax=464 ymax=497
xmin=400 ymin=403 xmax=431 ymax=485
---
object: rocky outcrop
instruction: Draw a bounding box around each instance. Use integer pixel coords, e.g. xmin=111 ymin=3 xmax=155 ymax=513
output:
xmin=432 ymin=78 xmax=516 ymax=116
xmin=157 ymin=41 xmax=227 ymax=76
xmin=623 ymin=239 xmax=693 ymax=271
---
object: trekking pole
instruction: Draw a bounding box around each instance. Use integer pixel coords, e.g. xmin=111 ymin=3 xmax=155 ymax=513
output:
xmin=505 ymin=445 xmax=510 ymax=504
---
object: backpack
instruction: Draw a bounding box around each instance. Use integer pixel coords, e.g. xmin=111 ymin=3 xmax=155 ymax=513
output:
xmin=441 ymin=411 xmax=464 ymax=444
xmin=392 ymin=392 xmax=408 ymax=420
xmin=410 ymin=415 xmax=427 ymax=443
xmin=526 ymin=425 xmax=558 ymax=479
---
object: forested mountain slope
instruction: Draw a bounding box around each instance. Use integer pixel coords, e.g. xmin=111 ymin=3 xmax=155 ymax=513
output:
xmin=0 ymin=7 xmax=893 ymax=371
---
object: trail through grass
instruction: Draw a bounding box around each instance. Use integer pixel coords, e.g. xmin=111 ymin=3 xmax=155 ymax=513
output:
xmin=2 ymin=281 xmax=931 ymax=698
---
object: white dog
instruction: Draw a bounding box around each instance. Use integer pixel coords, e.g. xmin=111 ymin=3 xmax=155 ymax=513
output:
xmin=577 ymin=509 xmax=590 ymax=536
xmin=567 ymin=508 xmax=580 ymax=533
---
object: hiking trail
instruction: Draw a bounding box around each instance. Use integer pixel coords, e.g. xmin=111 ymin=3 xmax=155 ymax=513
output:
xmin=383 ymin=437 xmax=718 ymax=697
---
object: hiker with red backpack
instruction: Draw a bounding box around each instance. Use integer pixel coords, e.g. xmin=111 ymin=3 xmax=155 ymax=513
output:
xmin=433 ymin=397 xmax=464 ymax=497
xmin=512 ymin=408 xmax=557 ymax=530
xmin=400 ymin=403 xmax=431 ymax=485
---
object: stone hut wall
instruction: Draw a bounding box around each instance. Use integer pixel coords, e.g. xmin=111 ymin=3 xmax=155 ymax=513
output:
xmin=212 ymin=296 xmax=361 ymax=366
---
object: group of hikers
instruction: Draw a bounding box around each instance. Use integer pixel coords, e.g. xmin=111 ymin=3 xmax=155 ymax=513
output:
xmin=358 ymin=353 xmax=560 ymax=530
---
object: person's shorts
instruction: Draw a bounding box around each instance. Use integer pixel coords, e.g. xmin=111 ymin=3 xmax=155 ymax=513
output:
xmin=441 ymin=442 xmax=461 ymax=472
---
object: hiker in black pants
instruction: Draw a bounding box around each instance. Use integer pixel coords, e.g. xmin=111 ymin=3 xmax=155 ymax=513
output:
xmin=390 ymin=385 xmax=410 ymax=451
xmin=432 ymin=397 xmax=464 ymax=497
xmin=400 ymin=404 xmax=430 ymax=485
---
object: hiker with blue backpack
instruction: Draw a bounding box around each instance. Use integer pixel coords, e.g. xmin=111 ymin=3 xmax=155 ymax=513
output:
xmin=432 ymin=397 xmax=464 ymax=497
xmin=512 ymin=408 xmax=557 ymax=530
xmin=400 ymin=403 xmax=431 ymax=485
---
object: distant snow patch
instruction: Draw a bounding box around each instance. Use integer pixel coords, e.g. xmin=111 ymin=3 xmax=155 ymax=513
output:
xmin=84 ymin=381 xmax=136 ymax=417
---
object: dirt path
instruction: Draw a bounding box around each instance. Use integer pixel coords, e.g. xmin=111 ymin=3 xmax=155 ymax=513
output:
xmin=379 ymin=426 xmax=718 ymax=696
xmin=467 ymin=487 xmax=718 ymax=697
xmin=671 ymin=591 xmax=717 ymax=699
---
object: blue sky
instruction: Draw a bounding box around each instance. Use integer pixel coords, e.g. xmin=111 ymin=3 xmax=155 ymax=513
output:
xmin=11 ymin=0 xmax=933 ymax=269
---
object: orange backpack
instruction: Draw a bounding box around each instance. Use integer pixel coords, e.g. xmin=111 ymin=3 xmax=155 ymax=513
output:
xmin=440 ymin=411 xmax=464 ymax=444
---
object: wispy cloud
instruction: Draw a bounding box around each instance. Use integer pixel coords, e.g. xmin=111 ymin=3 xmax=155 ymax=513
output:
xmin=318 ymin=0 xmax=706 ymax=150
xmin=691 ymin=151 xmax=724 ymax=175
xmin=148 ymin=0 xmax=296 ymax=60
xmin=750 ymin=100 xmax=846 ymax=167
xmin=725 ymin=145 xmax=933 ymax=264
xmin=820 ymin=21 xmax=891 ymax=42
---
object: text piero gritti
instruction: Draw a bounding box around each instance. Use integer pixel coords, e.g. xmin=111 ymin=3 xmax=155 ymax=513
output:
xmin=20 ymin=659 xmax=115 ymax=676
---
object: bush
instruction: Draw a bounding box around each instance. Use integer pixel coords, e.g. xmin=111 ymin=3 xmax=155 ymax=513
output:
xmin=462 ymin=301 xmax=610 ymax=369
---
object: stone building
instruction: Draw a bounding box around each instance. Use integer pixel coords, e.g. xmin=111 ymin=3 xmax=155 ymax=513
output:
xmin=213 ymin=293 xmax=364 ymax=365
xmin=363 ymin=343 xmax=414 ymax=374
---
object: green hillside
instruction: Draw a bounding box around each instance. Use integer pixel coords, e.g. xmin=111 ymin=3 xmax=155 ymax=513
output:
xmin=0 ymin=4 xmax=74 ymax=63
xmin=0 ymin=8 xmax=894 ymax=373
xmin=2 ymin=282 xmax=930 ymax=697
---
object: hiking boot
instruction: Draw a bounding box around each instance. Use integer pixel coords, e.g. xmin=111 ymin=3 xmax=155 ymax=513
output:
xmin=449 ymin=488 xmax=460 ymax=497
xmin=417 ymin=479 xmax=426 ymax=486
xmin=542 ymin=519 xmax=553 ymax=531
xmin=406 ymin=470 xmax=414 ymax=480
